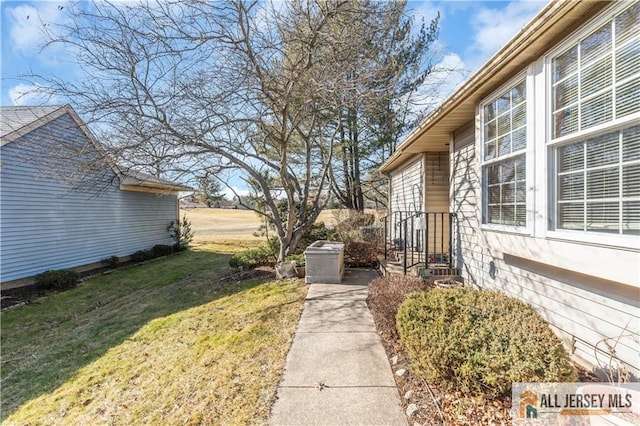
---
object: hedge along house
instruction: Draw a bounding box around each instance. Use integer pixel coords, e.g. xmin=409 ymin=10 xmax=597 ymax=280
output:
xmin=380 ymin=1 xmax=640 ymax=377
xmin=0 ymin=105 xmax=191 ymax=288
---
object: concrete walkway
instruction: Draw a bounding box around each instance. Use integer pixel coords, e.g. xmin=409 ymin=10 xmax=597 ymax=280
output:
xmin=270 ymin=269 xmax=407 ymax=426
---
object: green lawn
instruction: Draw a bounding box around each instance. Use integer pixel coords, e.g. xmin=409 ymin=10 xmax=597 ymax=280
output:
xmin=1 ymin=244 xmax=307 ymax=425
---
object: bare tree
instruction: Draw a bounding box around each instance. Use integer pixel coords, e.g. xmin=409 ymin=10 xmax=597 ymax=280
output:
xmin=23 ymin=0 xmax=442 ymax=268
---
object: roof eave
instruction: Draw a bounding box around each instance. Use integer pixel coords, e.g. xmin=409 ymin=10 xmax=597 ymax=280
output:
xmin=380 ymin=0 xmax=609 ymax=173
xmin=120 ymin=182 xmax=193 ymax=194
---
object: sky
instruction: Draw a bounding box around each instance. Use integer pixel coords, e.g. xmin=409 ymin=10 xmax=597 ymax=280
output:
xmin=0 ymin=0 xmax=547 ymax=195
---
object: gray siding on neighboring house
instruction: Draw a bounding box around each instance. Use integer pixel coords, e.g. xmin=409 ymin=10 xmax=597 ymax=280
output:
xmin=451 ymin=123 xmax=640 ymax=376
xmin=0 ymin=114 xmax=177 ymax=283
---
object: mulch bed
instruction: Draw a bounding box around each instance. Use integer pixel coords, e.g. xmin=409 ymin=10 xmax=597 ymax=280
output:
xmin=369 ymin=291 xmax=601 ymax=425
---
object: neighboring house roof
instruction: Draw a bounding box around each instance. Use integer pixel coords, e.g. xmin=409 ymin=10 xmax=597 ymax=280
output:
xmin=0 ymin=104 xmax=192 ymax=193
xmin=0 ymin=105 xmax=63 ymax=142
xmin=119 ymin=169 xmax=193 ymax=193
xmin=380 ymin=0 xmax=608 ymax=172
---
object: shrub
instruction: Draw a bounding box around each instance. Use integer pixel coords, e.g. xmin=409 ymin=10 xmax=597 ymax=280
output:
xmin=101 ymin=255 xmax=119 ymax=268
xmin=285 ymin=253 xmax=305 ymax=266
xmin=344 ymin=240 xmax=378 ymax=267
xmin=152 ymin=244 xmax=174 ymax=257
xmin=168 ymin=214 xmax=194 ymax=251
xmin=130 ymin=249 xmax=155 ymax=263
xmin=294 ymin=222 xmax=338 ymax=254
xmin=229 ymin=246 xmax=275 ymax=269
xmin=333 ymin=210 xmax=374 ymax=242
xmin=35 ymin=269 xmax=80 ymax=289
xmin=397 ymin=287 xmax=577 ymax=398
xmin=367 ymin=275 xmax=424 ymax=341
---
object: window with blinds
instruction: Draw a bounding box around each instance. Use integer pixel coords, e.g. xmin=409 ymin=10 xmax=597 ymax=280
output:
xmin=557 ymin=125 xmax=640 ymax=234
xmin=482 ymin=79 xmax=527 ymax=227
xmin=552 ymin=3 xmax=640 ymax=237
xmin=551 ymin=3 xmax=640 ymax=138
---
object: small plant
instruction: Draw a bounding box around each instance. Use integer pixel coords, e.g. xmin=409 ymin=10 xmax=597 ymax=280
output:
xmin=397 ymin=287 xmax=577 ymax=398
xmin=367 ymin=275 xmax=424 ymax=341
xmin=101 ymin=255 xmax=120 ymax=268
xmin=594 ymin=321 xmax=638 ymax=384
xmin=228 ymin=246 xmax=275 ymax=269
xmin=34 ymin=269 xmax=80 ymax=289
xmin=284 ymin=253 xmax=305 ymax=266
xmin=168 ymin=214 xmax=194 ymax=251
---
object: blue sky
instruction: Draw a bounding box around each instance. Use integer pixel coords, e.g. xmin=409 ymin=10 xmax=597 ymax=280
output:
xmin=0 ymin=0 xmax=547 ymax=195
xmin=1 ymin=0 xmax=547 ymax=107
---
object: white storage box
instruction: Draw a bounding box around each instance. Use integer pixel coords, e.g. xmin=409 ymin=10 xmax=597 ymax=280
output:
xmin=304 ymin=241 xmax=345 ymax=284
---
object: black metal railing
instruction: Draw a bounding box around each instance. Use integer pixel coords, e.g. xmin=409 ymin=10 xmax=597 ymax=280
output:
xmin=384 ymin=211 xmax=457 ymax=274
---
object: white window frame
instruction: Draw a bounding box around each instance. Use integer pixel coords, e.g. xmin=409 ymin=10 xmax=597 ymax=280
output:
xmin=479 ymin=70 xmax=534 ymax=235
xmin=544 ymin=1 xmax=640 ymax=249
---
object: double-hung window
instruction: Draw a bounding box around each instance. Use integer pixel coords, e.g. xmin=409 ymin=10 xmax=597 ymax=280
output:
xmin=550 ymin=3 xmax=640 ymax=237
xmin=481 ymin=78 xmax=527 ymax=228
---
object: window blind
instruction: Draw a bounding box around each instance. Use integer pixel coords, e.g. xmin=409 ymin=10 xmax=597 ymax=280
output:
xmin=482 ymin=79 xmax=527 ymax=227
xmin=557 ymin=125 xmax=640 ymax=234
xmin=552 ymin=3 xmax=640 ymax=139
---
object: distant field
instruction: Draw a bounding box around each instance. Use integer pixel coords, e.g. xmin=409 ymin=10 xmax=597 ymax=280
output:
xmin=181 ymin=208 xmax=263 ymax=243
xmin=181 ymin=208 xmax=375 ymax=244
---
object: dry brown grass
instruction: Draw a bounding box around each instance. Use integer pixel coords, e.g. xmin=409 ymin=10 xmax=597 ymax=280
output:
xmin=182 ymin=208 xmax=383 ymax=245
xmin=181 ymin=208 xmax=264 ymax=243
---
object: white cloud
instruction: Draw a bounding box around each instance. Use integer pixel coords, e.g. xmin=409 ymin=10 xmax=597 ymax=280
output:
xmin=6 ymin=2 xmax=69 ymax=55
xmin=223 ymin=186 xmax=251 ymax=200
xmin=8 ymin=83 xmax=58 ymax=106
xmin=412 ymin=52 xmax=469 ymax=115
xmin=466 ymin=1 xmax=544 ymax=72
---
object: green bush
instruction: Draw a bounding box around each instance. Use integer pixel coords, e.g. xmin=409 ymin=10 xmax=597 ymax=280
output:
xmin=152 ymin=244 xmax=174 ymax=257
xmin=397 ymin=287 xmax=577 ymax=398
xmin=284 ymin=253 xmax=305 ymax=266
xmin=130 ymin=249 xmax=155 ymax=263
xmin=294 ymin=222 xmax=338 ymax=254
xmin=367 ymin=275 xmax=424 ymax=341
xmin=100 ymin=255 xmax=119 ymax=268
xmin=229 ymin=246 xmax=275 ymax=269
xmin=35 ymin=269 xmax=80 ymax=289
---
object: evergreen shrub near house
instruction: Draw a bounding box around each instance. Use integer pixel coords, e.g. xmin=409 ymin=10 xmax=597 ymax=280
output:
xmin=228 ymin=246 xmax=275 ymax=269
xmin=293 ymin=222 xmax=338 ymax=254
xmin=152 ymin=244 xmax=174 ymax=257
xmin=34 ymin=269 xmax=80 ymax=289
xmin=367 ymin=275 xmax=425 ymax=341
xmin=397 ymin=287 xmax=577 ymax=398
xmin=168 ymin=214 xmax=194 ymax=251
xmin=130 ymin=249 xmax=156 ymax=263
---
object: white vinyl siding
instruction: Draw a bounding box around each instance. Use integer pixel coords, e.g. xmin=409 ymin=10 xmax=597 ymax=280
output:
xmin=481 ymin=78 xmax=527 ymax=227
xmin=390 ymin=156 xmax=423 ymax=215
xmin=550 ymin=2 xmax=640 ymax=240
xmin=453 ymin=123 xmax=639 ymax=377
